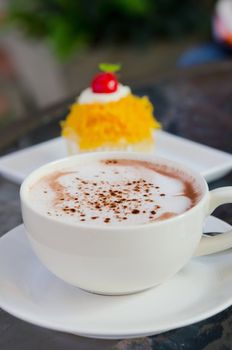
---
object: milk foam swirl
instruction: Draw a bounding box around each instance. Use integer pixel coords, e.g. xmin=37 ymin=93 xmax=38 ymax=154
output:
xmin=29 ymin=159 xmax=201 ymax=226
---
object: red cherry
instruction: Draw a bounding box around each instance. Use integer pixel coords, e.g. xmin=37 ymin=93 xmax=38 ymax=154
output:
xmin=91 ymin=73 xmax=118 ymax=93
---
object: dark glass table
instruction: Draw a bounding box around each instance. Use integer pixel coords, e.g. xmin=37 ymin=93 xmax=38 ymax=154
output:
xmin=0 ymin=61 xmax=232 ymax=350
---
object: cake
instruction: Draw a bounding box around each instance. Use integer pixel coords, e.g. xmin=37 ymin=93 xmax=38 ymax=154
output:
xmin=61 ymin=64 xmax=160 ymax=154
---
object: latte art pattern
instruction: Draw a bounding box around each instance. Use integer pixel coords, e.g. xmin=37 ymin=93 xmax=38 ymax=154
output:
xmin=29 ymin=159 xmax=201 ymax=226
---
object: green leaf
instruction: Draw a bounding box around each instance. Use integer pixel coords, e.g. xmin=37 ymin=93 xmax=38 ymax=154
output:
xmin=99 ymin=63 xmax=121 ymax=73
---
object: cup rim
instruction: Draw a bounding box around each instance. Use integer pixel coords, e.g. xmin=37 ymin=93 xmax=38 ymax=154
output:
xmin=20 ymin=151 xmax=209 ymax=231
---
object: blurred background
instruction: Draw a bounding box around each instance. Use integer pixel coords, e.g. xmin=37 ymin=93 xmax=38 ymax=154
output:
xmin=0 ymin=0 xmax=231 ymax=133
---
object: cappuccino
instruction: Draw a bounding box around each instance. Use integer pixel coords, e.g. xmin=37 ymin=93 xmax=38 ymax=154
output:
xmin=29 ymin=159 xmax=201 ymax=226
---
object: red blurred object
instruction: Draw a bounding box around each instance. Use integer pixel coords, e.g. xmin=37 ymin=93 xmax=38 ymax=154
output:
xmin=213 ymin=0 xmax=232 ymax=47
xmin=91 ymin=73 xmax=118 ymax=93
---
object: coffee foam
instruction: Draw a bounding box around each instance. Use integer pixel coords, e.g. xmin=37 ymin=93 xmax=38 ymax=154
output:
xmin=28 ymin=159 xmax=202 ymax=226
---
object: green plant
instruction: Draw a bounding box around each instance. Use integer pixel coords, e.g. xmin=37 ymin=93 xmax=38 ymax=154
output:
xmin=6 ymin=0 xmax=216 ymax=59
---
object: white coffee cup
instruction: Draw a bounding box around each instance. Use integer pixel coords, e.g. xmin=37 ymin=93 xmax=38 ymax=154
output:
xmin=20 ymin=152 xmax=232 ymax=295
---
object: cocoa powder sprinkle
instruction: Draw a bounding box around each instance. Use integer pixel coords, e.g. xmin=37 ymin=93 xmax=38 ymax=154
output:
xmin=38 ymin=158 xmax=200 ymax=225
xmin=132 ymin=209 xmax=140 ymax=214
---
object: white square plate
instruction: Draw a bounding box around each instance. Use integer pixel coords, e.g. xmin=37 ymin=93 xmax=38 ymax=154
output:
xmin=0 ymin=130 xmax=231 ymax=184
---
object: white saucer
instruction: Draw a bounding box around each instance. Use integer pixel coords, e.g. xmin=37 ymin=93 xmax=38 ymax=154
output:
xmin=0 ymin=131 xmax=231 ymax=184
xmin=0 ymin=216 xmax=232 ymax=340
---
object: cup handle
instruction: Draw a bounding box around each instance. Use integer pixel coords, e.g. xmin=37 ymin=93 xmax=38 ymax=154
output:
xmin=195 ymin=187 xmax=232 ymax=257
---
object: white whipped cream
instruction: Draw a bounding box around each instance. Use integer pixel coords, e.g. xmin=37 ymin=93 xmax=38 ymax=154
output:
xmin=77 ymin=84 xmax=131 ymax=104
